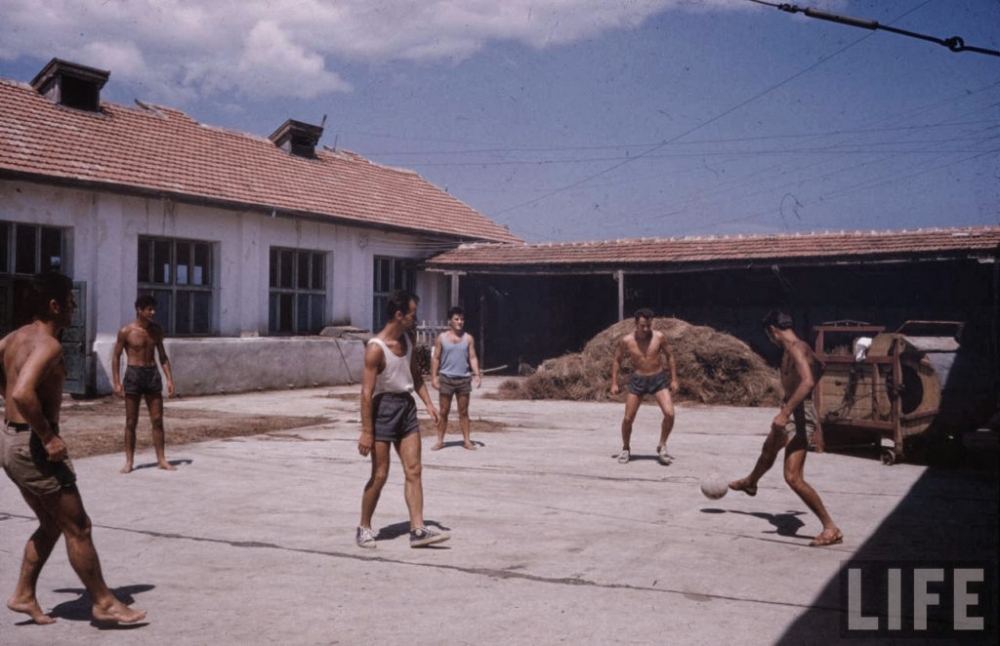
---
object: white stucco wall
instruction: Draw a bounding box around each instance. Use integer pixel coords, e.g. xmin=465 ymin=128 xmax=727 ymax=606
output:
xmin=1 ymin=179 xmax=450 ymax=395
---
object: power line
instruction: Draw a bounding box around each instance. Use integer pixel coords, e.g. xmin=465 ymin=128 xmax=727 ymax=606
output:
xmin=747 ymin=0 xmax=1000 ymax=57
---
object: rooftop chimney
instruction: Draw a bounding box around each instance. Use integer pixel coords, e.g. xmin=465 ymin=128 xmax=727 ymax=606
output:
xmin=269 ymin=119 xmax=324 ymax=159
xmin=30 ymin=58 xmax=110 ymax=112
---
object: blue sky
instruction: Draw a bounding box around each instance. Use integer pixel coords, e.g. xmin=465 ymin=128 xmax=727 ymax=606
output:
xmin=1 ymin=0 xmax=998 ymax=243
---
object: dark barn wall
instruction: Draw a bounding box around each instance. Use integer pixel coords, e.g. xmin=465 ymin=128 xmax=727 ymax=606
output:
xmin=458 ymin=273 xmax=618 ymax=371
xmin=456 ymin=259 xmax=997 ymax=384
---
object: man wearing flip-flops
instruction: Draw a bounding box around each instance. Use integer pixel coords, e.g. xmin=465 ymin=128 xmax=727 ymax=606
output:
xmin=729 ymin=311 xmax=843 ymax=547
xmin=610 ymin=308 xmax=679 ymax=466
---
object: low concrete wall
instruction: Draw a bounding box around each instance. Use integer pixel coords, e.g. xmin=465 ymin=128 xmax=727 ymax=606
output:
xmin=92 ymin=335 xmax=366 ymax=396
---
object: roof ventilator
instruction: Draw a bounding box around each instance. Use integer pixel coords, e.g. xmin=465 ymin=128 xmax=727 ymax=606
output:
xmin=30 ymin=58 xmax=109 ymax=112
xmin=269 ymin=119 xmax=324 ymax=159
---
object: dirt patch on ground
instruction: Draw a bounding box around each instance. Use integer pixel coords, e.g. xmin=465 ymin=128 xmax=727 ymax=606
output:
xmin=325 ymin=391 xmax=507 ymax=436
xmin=495 ymin=317 xmax=782 ymax=407
xmin=14 ymin=397 xmax=327 ymax=460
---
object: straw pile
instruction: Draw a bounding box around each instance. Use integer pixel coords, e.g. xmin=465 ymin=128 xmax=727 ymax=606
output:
xmin=497 ymin=318 xmax=781 ymax=407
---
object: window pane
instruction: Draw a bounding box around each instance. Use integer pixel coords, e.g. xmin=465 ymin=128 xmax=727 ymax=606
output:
xmin=176 ymin=242 xmax=190 ymax=285
xmin=279 ymin=250 xmax=293 ymax=289
xmin=153 ymin=240 xmax=171 ymax=284
xmin=279 ymin=293 xmax=293 ymax=332
xmin=311 ymin=252 xmax=324 ymax=289
xmin=137 ymin=238 xmax=151 ymax=283
xmin=176 ymin=291 xmax=191 ymax=334
xmin=15 ymin=225 xmax=37 ymax=274
xmin=39 ymin=227 xmax=62 ymax=273
xmin=193 ymin=244 xmax=209 ymax=286
xmin=192 ymin=292 xmax=211 ymax=334
xmin=152 ymin=290 xmax=171 ymax=330
xmin=0 ymin=222 xmax=10 ymax=272
xmin=375 ymin=258 xmax=390 ymax=293
xmin=269 ymin=248 xmax=279 ymax=288
xmin=296 ymin=293 xmax=309 ymax=333
xmin=268 ymin=293 xmax=280 ymax=333
xmin=297 ymin=251 xmax=310 ymax=289
xmin=310 ymin=294 xmax=325 ymax=332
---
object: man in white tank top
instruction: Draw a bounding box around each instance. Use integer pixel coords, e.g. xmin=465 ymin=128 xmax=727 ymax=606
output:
xmin=356 ymin=290 xmax=450 ymax=548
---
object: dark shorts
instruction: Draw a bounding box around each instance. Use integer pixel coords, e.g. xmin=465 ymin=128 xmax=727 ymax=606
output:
xmin=1 ymin=422 xmax=77 ymax=496
xmin=372 ymin=393 xmax=420 ymax=444
xmin=629 ymin=371 xmax=668 ymax=397
xmin=782 ymin=399 xmax=818 ymax=443
xmin=439 ymin=374 xmax=472 ymax=396
xmin=123 ymin=365 xmax=163 ymax=396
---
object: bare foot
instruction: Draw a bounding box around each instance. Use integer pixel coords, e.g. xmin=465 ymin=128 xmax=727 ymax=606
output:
xmin=158 ymin=462 xmax=177 ymax=471
xmin=7 ymin=597 xmax=56 ymax=625
xmin=809 ymin=527 xmax=844 ymax=547
xmin=430 ymin=443 xmax=444 ymax=451
xmin=463 ymin=442 xmax=476 ymax=450
xmin=728 ymin=478 xmax=757 ymax=497
xmin=120 ymin=462 xmax=133 ymax=475
xmin=92 ymin=602 xmax=147 ymax=624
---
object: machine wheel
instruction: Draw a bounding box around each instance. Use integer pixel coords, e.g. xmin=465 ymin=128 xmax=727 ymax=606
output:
xmin=880 ymin=448 xmax=899 ymax=465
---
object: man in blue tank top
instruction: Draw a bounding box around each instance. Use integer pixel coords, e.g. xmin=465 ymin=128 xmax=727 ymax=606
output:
xmin=429 ymin=306 xmax=482 ymax=451
xmin=356 ymin=290 xmax=450 ymax=549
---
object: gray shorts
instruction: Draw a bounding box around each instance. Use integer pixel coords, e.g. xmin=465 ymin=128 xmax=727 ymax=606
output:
xmin=439 ymin=374 xmax=472 ymax=396
xmin=629 ymin=371 xmax=668 ymax=396
xmin=1 ymin=422 xmax=77 ymax=496
xmin=782 ymin=399 xmax=818 ymax=444
xmin=372 ymin=393 xmax=420 ymax=444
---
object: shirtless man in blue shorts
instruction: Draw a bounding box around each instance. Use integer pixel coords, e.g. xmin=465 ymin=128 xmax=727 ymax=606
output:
xmin=1 ymin=273 xmax=146 ymax=625
xmin=610 ymin=308 xmax=679 ymax=465
xmin=112 ymin=294 xmax=176 ymax=474
xmin=729 ymin=310 xmax=842 ymax=547
xmin=356 ymin=290 xmax=450 ymax=549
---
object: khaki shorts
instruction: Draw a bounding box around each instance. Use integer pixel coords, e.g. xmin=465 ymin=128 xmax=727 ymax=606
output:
xmin=782 ymin=399 xmax=818 ymax=444
xmin=1 ymin=422 xmax=77 ymax=497
xmin=439 ymin=374 xmax=472 ymax=396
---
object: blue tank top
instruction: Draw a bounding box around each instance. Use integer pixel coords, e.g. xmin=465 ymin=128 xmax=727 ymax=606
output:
xmin=438 ymin=334 xmax=471 ymax=378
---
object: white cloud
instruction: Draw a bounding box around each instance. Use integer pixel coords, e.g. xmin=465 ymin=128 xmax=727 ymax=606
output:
xmin=0 ymin=0 xmax=745 ymax=103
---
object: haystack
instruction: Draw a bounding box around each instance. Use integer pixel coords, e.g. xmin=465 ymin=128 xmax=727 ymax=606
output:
xmin=497 ymin=318 xmax=781 ymax=407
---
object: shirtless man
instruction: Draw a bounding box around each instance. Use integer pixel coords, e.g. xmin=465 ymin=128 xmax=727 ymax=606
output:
xmin=356 ymin=290 xmax=449 ymax=549
xmin=610 ymin=308 xmax=679 ymax=465
xmin=0 ymin=272 xmax=146 ymax=625
xmin=729 ymin=310 xmax=843 ymax=547
xmin=112 ymin=294 xmax=176 ymax=474
xmin=430 ymin=306 xmax=482 ymax=451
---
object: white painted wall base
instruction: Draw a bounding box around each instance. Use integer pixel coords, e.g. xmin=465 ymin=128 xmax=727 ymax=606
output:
xmin=93 ymin=336 xmax=367 ymax=396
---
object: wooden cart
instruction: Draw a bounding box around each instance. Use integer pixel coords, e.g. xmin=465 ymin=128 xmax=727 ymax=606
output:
xmin=812 ymin=322 xmax=947 ymax=465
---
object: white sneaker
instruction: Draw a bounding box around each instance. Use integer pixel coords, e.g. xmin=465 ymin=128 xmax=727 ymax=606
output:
xmin=356 ymin=526 xmax=377 ymax=549
xmin=618 ymin=449 xmax=630 ymax=464
xmin=410 ymin=526 xmax=450 ymax=548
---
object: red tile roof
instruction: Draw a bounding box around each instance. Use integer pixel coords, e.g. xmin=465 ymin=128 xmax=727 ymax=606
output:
xmin=0 ymin=78 xmax=521 ymax=244
xmin=426 ymin=227 xmax=1000 ymax=272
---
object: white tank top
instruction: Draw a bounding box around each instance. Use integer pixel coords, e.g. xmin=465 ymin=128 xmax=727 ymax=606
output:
xmin=368 ymin=336 xmax=415 ymax=396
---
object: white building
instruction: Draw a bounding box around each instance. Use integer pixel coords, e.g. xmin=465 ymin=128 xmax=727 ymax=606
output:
xmin=0 ymin=58 xmax=521 ymax=395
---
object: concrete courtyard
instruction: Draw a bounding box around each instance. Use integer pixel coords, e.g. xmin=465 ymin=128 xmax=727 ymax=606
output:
xmin=1 ymin=378 xmax=996 ymax=645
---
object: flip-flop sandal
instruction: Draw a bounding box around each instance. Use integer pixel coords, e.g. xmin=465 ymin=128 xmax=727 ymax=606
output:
xmin=729 ymin=481 xmax=757 ymax=497
xmin=809 ymin=530 xmax=844 ymax=547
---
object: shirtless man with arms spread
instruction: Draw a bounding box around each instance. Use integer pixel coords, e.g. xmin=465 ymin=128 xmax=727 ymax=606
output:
xmin=610 ymin=308 xmax=679 ymax=465
xmin=0 ymin=272 xmax=146 ymax=625
xmin=112 ymin=294 xmax=176 ymax=474
xmin=730 ymin=310 xmax=842 ymax=547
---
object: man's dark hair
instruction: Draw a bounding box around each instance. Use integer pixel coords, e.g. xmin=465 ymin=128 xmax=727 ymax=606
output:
xmin=447 ymin=306 xmax=465 ymax=318
xmin=135 ymin=294 xmax=157 ymax=310
xmin=762 ymin=310 xmax=794 ymax=330
xmin=30 ymin=272 xmax=73 ymax=321
xmin=386 ymin=290 xmax=418 ymax=318
xmin=634 ymin=308 xmax=655 ymax=322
